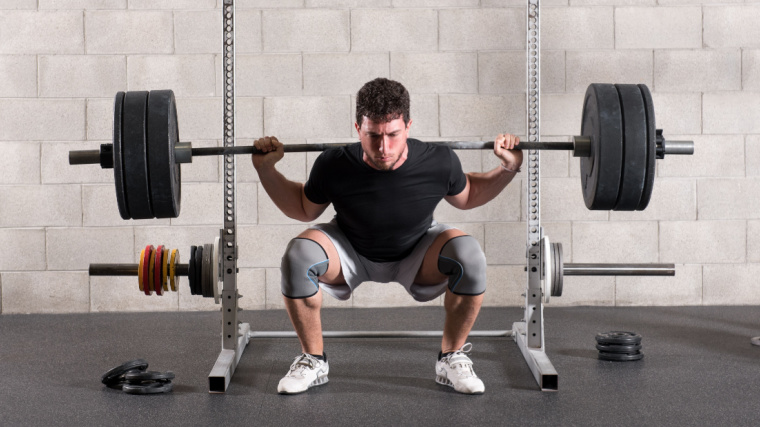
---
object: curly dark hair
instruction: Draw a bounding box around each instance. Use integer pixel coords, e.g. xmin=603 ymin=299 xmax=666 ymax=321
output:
xmin=355 ymin=78 xmax=410 ymax=126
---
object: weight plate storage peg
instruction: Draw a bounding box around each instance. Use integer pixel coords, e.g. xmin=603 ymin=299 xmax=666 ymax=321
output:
xmin=147 ymin=90 xmax=181 ymax=218
xmin=613 ymin=84 xmax=648 ymax=210
xmin=580 ymin=84 xmax=623 ymax=210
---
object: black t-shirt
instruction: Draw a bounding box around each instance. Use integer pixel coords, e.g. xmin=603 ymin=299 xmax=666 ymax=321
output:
xmin=304 ymin=138 xmax=467 ymax=262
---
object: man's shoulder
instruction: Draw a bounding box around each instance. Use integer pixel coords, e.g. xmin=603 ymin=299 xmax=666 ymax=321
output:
xmin=317 ymin=142 xmax=360 ymax=161
xmin=408 ymin=138 xmax=456 ymax=161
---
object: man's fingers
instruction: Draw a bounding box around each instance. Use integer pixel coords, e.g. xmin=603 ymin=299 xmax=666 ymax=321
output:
xmin=254 ymin=136 xmax=281 ymax=153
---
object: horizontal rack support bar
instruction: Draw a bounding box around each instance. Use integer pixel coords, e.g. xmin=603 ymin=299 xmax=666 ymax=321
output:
xmin=249 ymin=330 xmax=513 ymax=339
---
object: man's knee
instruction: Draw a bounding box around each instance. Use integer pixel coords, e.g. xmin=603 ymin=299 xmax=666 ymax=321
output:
xmin=437 ymin=235 xmax=487 ymax=296
xmin=281 ymin=238 xmax=330 ymax=299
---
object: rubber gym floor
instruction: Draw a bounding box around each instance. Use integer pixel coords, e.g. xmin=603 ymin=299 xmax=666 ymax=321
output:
xmin=1 ymin=305 xmax=758 ymax=426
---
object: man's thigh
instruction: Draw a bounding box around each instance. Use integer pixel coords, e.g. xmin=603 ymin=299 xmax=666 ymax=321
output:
xmin=413 ymin=228 xmax=468 ymax=286
xmin=296 ymin=229 xmax=346 ymax=286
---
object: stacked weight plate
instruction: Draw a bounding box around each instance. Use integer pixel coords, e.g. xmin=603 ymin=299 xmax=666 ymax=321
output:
xmin=580 ymin=84 xmax=656 ymax=211
xmin=101 ymin=359 xmax=174 ymax=395
xmin=187 ymin=237 xmax=221 ymax=303
xmin=113 ymin=90 xmax=181 ymax=220
xmin=595 ymin=331 xmax=644 ymax=361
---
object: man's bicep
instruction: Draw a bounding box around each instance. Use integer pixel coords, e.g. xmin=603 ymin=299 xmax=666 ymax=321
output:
xmin=301 ymin=188 xmax=330 ymax=221
xmin=445 ymin=175 xmax=470 ymax=209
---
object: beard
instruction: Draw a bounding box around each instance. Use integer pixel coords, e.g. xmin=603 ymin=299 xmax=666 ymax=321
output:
xmin=364 ymin=153 xmax=401 ymax=171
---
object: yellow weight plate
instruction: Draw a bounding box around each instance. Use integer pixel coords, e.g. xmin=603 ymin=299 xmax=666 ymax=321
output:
xmin=169 ymin=249 xmax=178 ymax=292
xmin=138 ymin=248 xmax=145 ymax=292
xmin=162 ymin=246 xmax=169 ymax=292
xmin=149 ymin=248 xmax=156 ymax=295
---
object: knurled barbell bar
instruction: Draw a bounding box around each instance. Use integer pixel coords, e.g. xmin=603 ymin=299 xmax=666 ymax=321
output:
xmin=93 ymin=237 xmax=223 ymax=304
xmin=68 ymin=83 xmax=693 ymax=220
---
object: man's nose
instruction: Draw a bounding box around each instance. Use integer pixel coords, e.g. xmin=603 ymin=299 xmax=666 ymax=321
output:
xmin=379 ymin=136 xmax=390 ymax=153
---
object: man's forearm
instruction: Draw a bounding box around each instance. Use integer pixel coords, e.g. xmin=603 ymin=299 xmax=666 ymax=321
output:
xmin=462 ymin=166 xmax=518 ymax=209
xmin=257 ymin=166 xmax=311 ymax=221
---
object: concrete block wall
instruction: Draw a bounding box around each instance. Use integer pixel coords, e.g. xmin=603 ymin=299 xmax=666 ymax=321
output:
xmin=0 ymin=1 xmax=757 ymax=313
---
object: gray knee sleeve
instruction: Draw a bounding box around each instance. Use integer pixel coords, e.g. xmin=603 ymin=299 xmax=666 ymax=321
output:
xmin=281 ymin=238 xmax=330 ymax=299
xmin=437 ymin=235 xmax=487 ymax=296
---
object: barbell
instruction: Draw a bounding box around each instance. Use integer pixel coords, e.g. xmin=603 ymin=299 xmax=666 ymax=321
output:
xmin=68 ymin=83 xmax=693 ymax=220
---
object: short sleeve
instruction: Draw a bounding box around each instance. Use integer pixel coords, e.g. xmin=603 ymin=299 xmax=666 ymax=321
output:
xmin=447 ymin=150 xmax=467 ymax=196
xmin=303 ymin=153 xmax=330 ymax=204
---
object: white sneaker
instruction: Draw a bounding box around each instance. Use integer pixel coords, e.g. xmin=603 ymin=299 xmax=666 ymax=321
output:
xmin=435 ymin=343 xmax=485 ymax=394
xmin=277 ymin=353 xmax=329 ymax=394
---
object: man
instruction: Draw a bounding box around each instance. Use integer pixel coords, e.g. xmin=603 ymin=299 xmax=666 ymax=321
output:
xmin=252 ymin=78 xmax=522 ymax=395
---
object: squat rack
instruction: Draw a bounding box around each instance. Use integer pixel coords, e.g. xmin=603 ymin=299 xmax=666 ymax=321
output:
xmin=207 ymin=0 xmax=676 ymax=393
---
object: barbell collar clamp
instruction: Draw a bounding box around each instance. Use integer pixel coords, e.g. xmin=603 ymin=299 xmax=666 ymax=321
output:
xmin=572 ymin=136 xmax=591 ymax=158
xmin=175 ymin=142 xmax=193 ymax=164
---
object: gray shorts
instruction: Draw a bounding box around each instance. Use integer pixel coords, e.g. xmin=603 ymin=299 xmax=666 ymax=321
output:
xmin=310 ymin=219 xmax=454 ymax=302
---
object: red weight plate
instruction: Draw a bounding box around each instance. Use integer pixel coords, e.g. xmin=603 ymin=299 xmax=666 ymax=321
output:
xmin=154 ymin=245 xmax=164 ymax=296
xmin=142 ymin=245 xmax=153 ymax=296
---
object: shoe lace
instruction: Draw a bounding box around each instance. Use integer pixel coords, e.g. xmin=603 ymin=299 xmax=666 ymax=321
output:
xmin=286 ymin=353 xmax=319 ymax=378
xmin=442 ymin=343 xmax=477 ymax=378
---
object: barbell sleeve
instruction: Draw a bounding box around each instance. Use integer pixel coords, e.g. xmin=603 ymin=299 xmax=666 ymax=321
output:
xmin=562 ymin=263 xmax=675 ymax=276
xmin=69 ymin=149 xmax=102 ymax=165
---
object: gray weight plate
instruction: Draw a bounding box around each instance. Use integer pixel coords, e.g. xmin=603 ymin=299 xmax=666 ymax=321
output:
xmin=122 ymin=381 xmax=173 ymax=394
xmin=124 ymin=370 xmax=175 ymax=383
xmin=551 ymin=242 xmax=558 ymax=297
xmin=203 ymin=243 xmax=213 ymax=298
xmin=598 ymin=351 xmax=644 ymax=362
xmin=146 ymin=90 xmax=181 ymax=218
xmin=188 ymin=246 xmax=197 ymax=296
xmin=614 ymin=84 xmax=648 ymax=210
xmin=112 ymin=92 xmax=130 ymax=219
xmin=101 ymin=359 xmax=149 ymax=386
xmin=195 ymin=245 xmax=204 ymax=297
xmin=596 ymin=343 xmax=642 ymax=353
xmin=122 ymin=91 xmax=154 ymax=219
xmin=580 ymin=84 xmax=623 ymax=210
xmin=637 ymin=84 xmax=657 ymax=210
xmin=596 ymin=331 xmax=642 ymax=345
xmin=553 ymin=242 xmax=563 ymax=297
